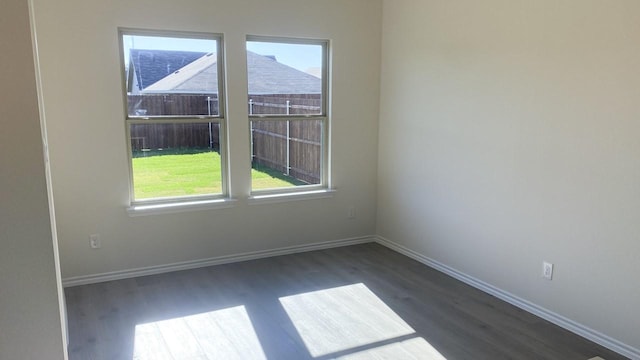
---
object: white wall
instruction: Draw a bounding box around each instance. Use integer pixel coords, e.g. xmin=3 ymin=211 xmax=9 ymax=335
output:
xmin=31 ymin=0 xmax=382 ymax=279
xmin=0 ymin=0 xmax=67 ymax=358
xmin=378 ymin=0 xmax=640 ymax=352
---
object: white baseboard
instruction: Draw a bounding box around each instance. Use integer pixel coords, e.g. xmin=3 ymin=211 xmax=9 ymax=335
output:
xmin=374 ymin=235 xmax=639 ymax=360
xmin=62 ymin=236 xmax=374 ymax=287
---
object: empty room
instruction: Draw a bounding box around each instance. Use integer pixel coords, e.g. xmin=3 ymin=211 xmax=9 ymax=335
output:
xmin=1 ymin=0 xmax=639 ymax=359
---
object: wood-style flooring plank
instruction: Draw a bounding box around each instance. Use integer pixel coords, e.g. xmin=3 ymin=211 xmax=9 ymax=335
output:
xmin=65 ymin=243 xmax=628 ymax=360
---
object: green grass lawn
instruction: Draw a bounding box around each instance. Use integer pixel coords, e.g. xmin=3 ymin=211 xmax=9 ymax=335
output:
xmin=132 ymin=150 xmax=304 ymax=200
xmin=251 ymin=162 xmax=306 ymax=190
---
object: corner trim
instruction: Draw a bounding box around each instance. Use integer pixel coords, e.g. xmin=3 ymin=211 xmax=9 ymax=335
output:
xmin=374 ymin=236 xmax=640 ymax=360
xmin=62 ymin=235 xmax=374 ymax=287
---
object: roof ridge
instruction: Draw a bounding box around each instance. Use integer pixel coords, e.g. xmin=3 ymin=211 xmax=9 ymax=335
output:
xmin=143 ymin=52 xmax=217 ymax=92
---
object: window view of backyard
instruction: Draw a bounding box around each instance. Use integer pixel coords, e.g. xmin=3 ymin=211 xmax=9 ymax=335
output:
xmin=131 ymin=148 xmax=303 ymax=200
xmin=122 ymin=33 xmax=326 ymax=201
xmin=247 ymin=39 xmax=326 ymax=191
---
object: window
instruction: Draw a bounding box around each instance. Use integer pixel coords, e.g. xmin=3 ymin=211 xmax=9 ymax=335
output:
xmin=247 ymin=37 xmax=328 ymax=193
xmin=120 ymin=29 xmax=227 ymax=204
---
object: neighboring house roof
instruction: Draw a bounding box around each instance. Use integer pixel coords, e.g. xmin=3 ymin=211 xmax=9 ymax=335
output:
xmin=245 ymin=51 xmax=321 ymax=94
xmin=134 ymin=50 xmax=321 ymax=95
xmin=144 ymin=52 xmax=217 ymax=93
xmin=129 ymin=49 xmax=207 ymax=91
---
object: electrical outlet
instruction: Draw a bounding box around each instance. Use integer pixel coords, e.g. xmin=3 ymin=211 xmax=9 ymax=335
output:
xmin=542 ymin=261 xmax=553 ymax=280
xmin=90 ymin=234 xmax=101 ymax=249
xmin=347 ymin=206 xmax=356 ymax=219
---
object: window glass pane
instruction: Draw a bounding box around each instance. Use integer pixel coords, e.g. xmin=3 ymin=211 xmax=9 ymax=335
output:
xmin=130 ymin=122 xmax=222 ymax=200
xmin=123 ymin=34 xmax=219 ymax=117
xmin=251 ymin=119 xmax=322 ymax=190
xmin=246 ymin=41 xmax=323 ymax=116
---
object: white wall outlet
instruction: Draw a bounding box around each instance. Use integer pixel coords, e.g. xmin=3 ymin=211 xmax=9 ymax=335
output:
xmin=542 ymin=261 xmax=553 ymax=280
xmin=90 ymin=234 xmax=101 ymax=249
xmin=347 ymin=206 xmax=356 ymax=219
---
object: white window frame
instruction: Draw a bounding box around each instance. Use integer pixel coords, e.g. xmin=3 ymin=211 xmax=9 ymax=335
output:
xmin=246 ymin=35 xmax=330 ymax=196
xmin=118 ymin=28 xmax=230 ymax=208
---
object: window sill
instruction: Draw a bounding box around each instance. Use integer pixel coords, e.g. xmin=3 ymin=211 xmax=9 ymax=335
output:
xmin=127 ymin=198 xmax=237 ymax=217
xmin=248 ymin=189 xmax=335 ymax=205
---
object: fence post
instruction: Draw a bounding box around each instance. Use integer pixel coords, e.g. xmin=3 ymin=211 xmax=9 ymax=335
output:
xmin=249 ymin=99 xmax=254 ymax=162
xmin=207 ymin=96 xmax=213 ymax=149
xmin=286 ymin=100 xmax=290 ymax=176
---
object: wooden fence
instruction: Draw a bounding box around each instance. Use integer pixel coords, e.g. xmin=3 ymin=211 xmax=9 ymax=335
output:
xmin=128 ymin=93 xmax=322 ymax=184
xmin=251 ymin=119 xmax=322 ymax=184
xmin=128 ymin=94 xmax=219 ymax=117
xmin=130 ymin=122 xmax=219 ymax=152
xmin=248 ymin=94 xmax=321 ymax=116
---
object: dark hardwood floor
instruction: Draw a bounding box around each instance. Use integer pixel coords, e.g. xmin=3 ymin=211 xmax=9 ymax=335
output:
xmin=65 ymin=243 xmax=627 ymax=359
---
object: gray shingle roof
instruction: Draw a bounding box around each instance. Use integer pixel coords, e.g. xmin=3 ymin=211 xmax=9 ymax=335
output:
xmin=129 ymin=49 xmax=207 ymax=91
xmin=143 ymin=52 xmax=217 ymax=93
xmin=131 ymin=50 xmax=320 ymax=94
xmin=246 ymin=51 xmax=321 ymax=94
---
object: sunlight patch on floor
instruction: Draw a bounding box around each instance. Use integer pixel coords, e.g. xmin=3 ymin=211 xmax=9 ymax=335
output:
xmin=133 ymin=305 xmax=266 ymax=360
xmin=336 ymin=337 xmax=447 ymax=360
xmin=132 ymin=284 xmax=447 ymax=359
xmin=279 ymin=283 xmax=443 ymax=358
